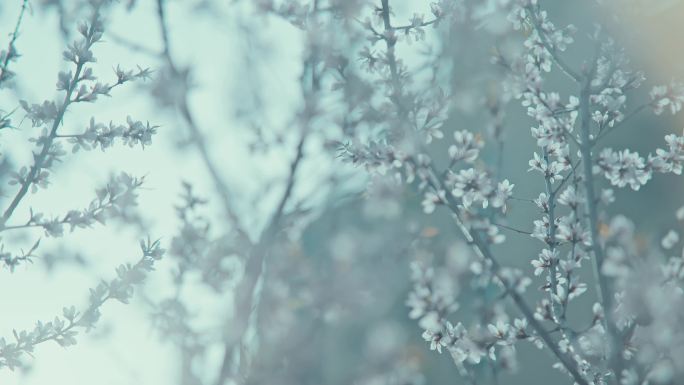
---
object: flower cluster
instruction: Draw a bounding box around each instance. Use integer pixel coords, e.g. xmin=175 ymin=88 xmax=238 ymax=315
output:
xmin=406 ymin=262 xmax=458 ymax=332
xmin=650 ymin=81 xmax=684 ymax=115
xmin=596 ymin=131 xmax=684 ymax=190
xmin=446 ymin=168 xmax=514 ymax=211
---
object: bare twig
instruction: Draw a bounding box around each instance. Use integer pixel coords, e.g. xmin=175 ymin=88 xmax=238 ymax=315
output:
xmin=593 ymin=103 xmax=650 ymax=145
xmin=155 ymin=0 xmax=248 ymax=241
xmin=213 ymin=7 xmax=320 ymax=382
xmin=492 ymin=222 xmax=532 ymax=236
xmin=393 ymin=17 xmax=441 ymax=32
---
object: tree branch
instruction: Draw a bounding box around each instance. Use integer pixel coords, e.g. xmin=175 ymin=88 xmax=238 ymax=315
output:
xmin=155 ymin=0 xmax=248 ymax=242
xmin=425 ymin=165 xmax=589 ymax=385
xmin=577 ymin=72 xmax=623 ymax=381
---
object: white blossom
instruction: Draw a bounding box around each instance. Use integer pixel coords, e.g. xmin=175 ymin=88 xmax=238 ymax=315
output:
xmin=661 ymin=230 xmax=679 ymax=250
xmin=531 ymin=248 xmax=557 ymax=276
xmin=650 ymin=82 xmax=684 ymax=115
xmin=448 ymin=168 xmax=493 ymax=209
xmin=597 ymin=148 xmax=651 ymax=190
xmin=422 ymin=190 xmax=446 ymax=214
xmin=448 ymin=130 xmax=483 ymax=163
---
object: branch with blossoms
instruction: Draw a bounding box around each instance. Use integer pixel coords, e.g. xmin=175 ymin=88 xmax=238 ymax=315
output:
xmin=0 ymin=3 xmax=155 ymax=273
xmin=513 ymin=3 xmax=684 ymax=381
xmin=336 ymin=0 xmax=684 ymax=384
xmin=339 ymin=133 xmax=589 ymax=384
xmin=0 ymin=0 xmax=162 ymax=371
xmin=1 ymin=174 xmax=145 ymax=239
xmin=0 ymin=238 xmax=164 ymax=370
xmin=338 ymin=1 xmax=589 ymax=381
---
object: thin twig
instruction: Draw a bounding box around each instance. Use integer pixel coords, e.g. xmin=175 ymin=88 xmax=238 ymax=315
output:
xmin=551 ymin=159 xmax=581 ymax=196
xmin=393 ymin=17 xmax=440 ymax=31
xmin=493 ymin=222 xmax=532 ymax=236
xmin=593 ymin=103 xmax=650 ymax=145
xmin=109 ymin=32 xmax=161 ymax=57
xmin=0 ymin=0 xmax=29 ymax=87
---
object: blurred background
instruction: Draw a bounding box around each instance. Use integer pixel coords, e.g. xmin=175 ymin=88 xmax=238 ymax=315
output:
xmin=1 ymin=0 xmax=683 ymax=384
